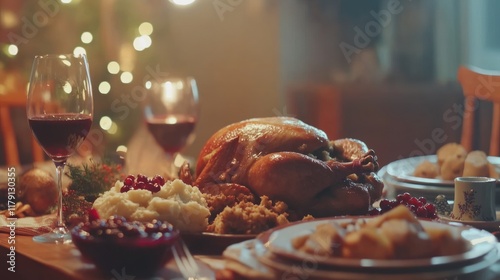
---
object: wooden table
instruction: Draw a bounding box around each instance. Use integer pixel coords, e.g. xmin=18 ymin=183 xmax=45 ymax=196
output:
xmin=2 ymin=232 xmax=500 ymax=280
xmin=0 ymin=233 xmax=213 ymax=280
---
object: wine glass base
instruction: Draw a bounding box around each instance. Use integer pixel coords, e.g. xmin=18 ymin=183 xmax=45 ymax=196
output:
xmin=33 ymin=227 xmax=72 ymax=244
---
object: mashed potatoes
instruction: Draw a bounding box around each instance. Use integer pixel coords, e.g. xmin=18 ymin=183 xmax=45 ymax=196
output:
xmin=93 ymin=179 xmax=210 ymax=232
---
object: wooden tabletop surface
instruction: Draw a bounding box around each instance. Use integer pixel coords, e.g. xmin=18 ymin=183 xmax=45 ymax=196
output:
xmin=0 ymin=233 xmax=202 ymax=280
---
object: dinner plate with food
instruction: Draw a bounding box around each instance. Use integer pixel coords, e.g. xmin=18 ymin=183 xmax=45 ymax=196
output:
xmin=386 ymin=143 xmax=500 ymax=186
xmin=252 ymin=238 xmax=500 ymax=280
xmin=256 ymin=205 xmax=498 ymax=269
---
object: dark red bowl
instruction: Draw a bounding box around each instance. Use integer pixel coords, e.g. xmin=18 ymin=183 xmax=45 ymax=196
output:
xmin=71 ymin=226 xmax=179 ymax=277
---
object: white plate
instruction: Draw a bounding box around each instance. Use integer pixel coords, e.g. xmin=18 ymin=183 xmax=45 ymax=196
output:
xmin=386 ymin=155 xmax=500 ymax=186
xmin=255 ymin=240 xmax=500 ymax=280
xmin=257 ymin=217 xmax=498 ymax=269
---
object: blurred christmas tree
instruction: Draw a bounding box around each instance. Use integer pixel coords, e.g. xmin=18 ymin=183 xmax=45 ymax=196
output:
xmin=0 ymin=0 xmax=177 ymax=163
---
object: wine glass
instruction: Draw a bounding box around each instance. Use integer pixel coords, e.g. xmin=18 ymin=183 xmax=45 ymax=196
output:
xmin=144 ymin=77 xmax=199 ymax=178
xmin=27 ymin=54 xmax=93 ymax=243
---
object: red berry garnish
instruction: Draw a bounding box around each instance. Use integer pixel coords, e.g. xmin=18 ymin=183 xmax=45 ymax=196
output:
xmin=424 ymin=203 xmax=436 ymax=214
xmin=379 ymin=199 xmax=391 ymax=211
xmin=77 ymin=216 xmax=175 ymax=240
xmin=124 ymin=175 xmax=135 ymax=186
xmin=416 ymin=206 xmax=428 ymax=218
xmin=136 ymin=174 xmax=148 ymax=183
xmin=88 ymin=208 xmax=100 ymax=222
xmin=152 ymin=175 xmax=165 ymax=186
xmin=145 ymin=183 xmax=161 ymax=193
xmin=418 ymin=197 xmax=427 ymax=205
xmin=369 ymin=193 xmax=438 ymax=220
xmin=135 ymin=181 xmax=146 ymax=190
xmin=428 ymin=212 xmax=438 ymax=219
xmin=408 ymin=197 xmax=422 ymax=207
xmin=401 ymin=192 xmax=411 ymax=203
xmin=120 ymin=174 xmax=167 ymax=194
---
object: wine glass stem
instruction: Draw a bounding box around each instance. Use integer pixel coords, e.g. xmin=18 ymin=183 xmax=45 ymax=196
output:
xmin=167 ymin=153 xmax=177 ymax=178
xmin=54 ymin=162 xmax=66 ymax=230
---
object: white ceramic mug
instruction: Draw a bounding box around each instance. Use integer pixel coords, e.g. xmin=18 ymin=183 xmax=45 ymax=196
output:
xmin=451 ymin=177 xmax=496 ymax=221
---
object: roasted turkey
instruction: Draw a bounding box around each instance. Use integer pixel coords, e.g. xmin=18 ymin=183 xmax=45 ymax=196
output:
xmin=180 ymin=117 xmax=383 ymax=218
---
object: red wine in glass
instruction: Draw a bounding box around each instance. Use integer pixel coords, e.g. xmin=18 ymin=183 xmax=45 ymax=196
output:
xmin=27 ymin=53 xmax=93 ymax=244
xmin=146 ymin=115 xmax=196 ymax=154
xmin=28 ymin=114 xmax=92 ymax=160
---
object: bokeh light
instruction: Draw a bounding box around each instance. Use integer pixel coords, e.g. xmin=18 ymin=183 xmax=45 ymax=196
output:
xmin=98 ymin=81 xmax=111 ymax=94
xmin=133 ymin=35 xmax=152 ymax=51
xmin=81 ymin=32 xmax=93 ymax=44
xmin=139 ymin=22 xmax=153 ymax=36
xmin=7 ymin=44 xmax=18 ymax=56
xmin=120 ymin=72 xmax=133 ymax=84
xmin=107 ymin=61 xmax=120 ymax=74
xmin=169 ymin=0 xmax=196 ymax=6
xmin=73 ymin=46 xmax=87 ymax=56
xmin=99 ymin=116 xmax=113 ymax=130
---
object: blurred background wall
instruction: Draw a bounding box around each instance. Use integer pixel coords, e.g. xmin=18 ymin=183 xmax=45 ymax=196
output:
xmin=0 ymin=0 xmax=496 ymax=167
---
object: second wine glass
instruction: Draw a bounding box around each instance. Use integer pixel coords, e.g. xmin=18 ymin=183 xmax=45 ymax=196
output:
xmin=144 ymin=77 xmax=199 ymax=178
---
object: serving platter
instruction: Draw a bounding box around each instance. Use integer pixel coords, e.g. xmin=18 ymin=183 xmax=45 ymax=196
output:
xmin=385 ymin=155 xmax=500 ymax=187
xmin=257 ymin=217 xmax=497 ymax=269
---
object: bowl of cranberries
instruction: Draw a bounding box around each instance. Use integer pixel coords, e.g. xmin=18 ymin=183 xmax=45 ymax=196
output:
xmin=71 ymin=212 xmax=179 ymax=277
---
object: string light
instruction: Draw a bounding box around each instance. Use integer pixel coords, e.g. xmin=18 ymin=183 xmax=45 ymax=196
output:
xmin=7 ymin=44 xmax=18 ymax=56
xmin=81 ymin=32 xmax=93 ymax=44
xmin=99 ymin=116 xmax=112 ymax=130
xmin=108 ymin=122 xmax=118 ymax=134
xmin=107 ymin=61 xmax=120 ymax=74
xmin=138 ymin=22 xmax=153 ymax=36
xmin=169 ymin=0 xmax=196 ymax=5
xmin=133 ymin=35 xmax=152 ymax=51
xmin=98 ymin=81 xmax=111 ymax=94
xmin=73 ymin=46 xmax=87 ymax=56
xmin=120 ymin=72 xmax=133 ymax=84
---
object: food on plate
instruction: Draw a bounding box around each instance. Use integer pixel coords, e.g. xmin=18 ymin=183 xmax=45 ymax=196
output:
xmin=440 ymin=153 xmax=466 ymax=180
xmin=180 ymin=117 xmax=384 ymax=222
xmin=71 ymin=215 xmax=179 ymax=277
xmin=368 ymin=192 xmax=437 ymax=219
xmin=92 ymin=176 xmax=210 ymax=232
xmin=463 ymin=150 xmax=489 ymax=177
xmin=413 ymin=142 xmax=499 ymax=180
xmin=413 ymin=160 xmax=439 ymax=178
xmin=207 ymin=195 xmax=292 ymax=234
xmin=292 ymin=205 xmax=470 ymax=259
xmin=436 ymin=142 xmax=467 ymax=167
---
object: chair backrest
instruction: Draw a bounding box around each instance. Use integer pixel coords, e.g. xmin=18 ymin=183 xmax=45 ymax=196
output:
xmin=0 ymin=91 xmax=45 ymax=166
xmin=457 ymin=65 xmax=500 ymax=156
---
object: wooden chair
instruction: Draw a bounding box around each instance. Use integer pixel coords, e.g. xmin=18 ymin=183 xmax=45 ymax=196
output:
xmin=0 ymin=91 xmax=45 ymax=166
xmin=457 ymin=65 xmax=500 ymax=156
xmin=286 ymin=84 xmax=342 ymax=140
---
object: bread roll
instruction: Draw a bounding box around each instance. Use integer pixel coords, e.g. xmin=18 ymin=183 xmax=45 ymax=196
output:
xmin=463 ymin=150 xmax=489 ymax=177
xmin=437 ymin=143 xmax=467 ymax=167
xmin=413 ymin=161 xmax=439 ymax=178
xmin=440 ymin=154 xmax=465 ymax=180
xmin=18 ymin=169 xmax=57 ymax=214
